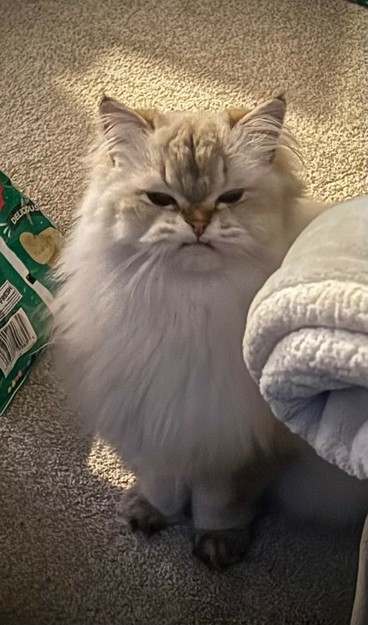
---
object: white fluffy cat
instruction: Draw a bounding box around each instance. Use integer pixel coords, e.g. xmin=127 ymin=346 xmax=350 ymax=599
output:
xmin=53 ymin=96 xmax=367 ymax=569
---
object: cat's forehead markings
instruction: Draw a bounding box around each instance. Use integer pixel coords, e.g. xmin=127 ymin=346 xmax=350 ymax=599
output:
xmin=183 ymin=129 xmax=200 ymax=181
xmin=166 ymin=120 xmax=224 ymax=204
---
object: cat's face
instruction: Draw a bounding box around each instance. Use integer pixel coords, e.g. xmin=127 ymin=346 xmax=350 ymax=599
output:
xmin=95 ymin=96 xmax=299 ymax=273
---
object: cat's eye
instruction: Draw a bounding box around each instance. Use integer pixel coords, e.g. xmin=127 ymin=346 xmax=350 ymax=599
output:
xmin=146 ymin=192 xmax=177 ymax=207
xmin=217 ymin=189 xmax=244 ymax=204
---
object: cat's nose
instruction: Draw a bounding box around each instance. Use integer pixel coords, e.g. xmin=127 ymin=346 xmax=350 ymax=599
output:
xmin=188 ymin=220 xmax=207 ymax=238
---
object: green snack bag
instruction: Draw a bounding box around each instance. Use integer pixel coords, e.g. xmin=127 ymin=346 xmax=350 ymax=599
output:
xmin=0 ymin=171 xmax=62 ymax=415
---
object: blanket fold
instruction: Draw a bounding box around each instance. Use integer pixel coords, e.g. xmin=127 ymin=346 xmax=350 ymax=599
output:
xmin=243 ymin=196 xmax=368 ymax=479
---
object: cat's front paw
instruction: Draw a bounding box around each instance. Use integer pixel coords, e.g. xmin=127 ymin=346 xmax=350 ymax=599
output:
xmin=120 ymin=486 xmax=168 ymax=536
xmin=193 ymin=527 xmax=250 ymax=570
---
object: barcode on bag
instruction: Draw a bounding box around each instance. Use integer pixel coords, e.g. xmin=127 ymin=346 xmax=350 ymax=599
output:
xmin=0 ymin=281 xmax=21 ymax=322
xmin=0 ymin=308 xmax=37 ymax=376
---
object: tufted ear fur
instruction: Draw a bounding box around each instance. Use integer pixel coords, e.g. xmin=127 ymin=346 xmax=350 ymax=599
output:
xmin=227 ymin=95 xmax=286 ymax=163
xmin=99 ymin=96 xmax=155 ymax=166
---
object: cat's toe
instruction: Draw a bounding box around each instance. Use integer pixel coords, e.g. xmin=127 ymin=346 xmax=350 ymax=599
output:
xmin=120 ymin=487 xmax=168 ymax=536
xmin=192 ymin=528 xmax=250 ymax=570
xmin=128 ymin=511 xmax=167 ymax=536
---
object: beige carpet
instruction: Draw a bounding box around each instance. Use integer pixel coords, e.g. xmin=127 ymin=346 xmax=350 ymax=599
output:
xmin=0 ymin=1 xmax=367 ymax=623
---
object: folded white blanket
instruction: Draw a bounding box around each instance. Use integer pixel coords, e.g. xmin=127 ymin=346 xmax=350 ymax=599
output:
xmin=243 ymin=196 xmax=368 ymax=479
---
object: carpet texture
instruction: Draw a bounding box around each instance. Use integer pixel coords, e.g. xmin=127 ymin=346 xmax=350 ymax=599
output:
xmin=0 ymin=1 xmax=367 ymax=624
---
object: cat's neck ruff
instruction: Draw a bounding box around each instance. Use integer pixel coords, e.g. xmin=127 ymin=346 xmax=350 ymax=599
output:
xmin=54 ymin=235 xmax=274 ymax=477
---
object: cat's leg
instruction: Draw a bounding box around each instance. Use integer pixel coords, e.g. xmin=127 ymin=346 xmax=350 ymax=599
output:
xmin=191 ymin=460 xmax=278 ymax=570
xmin=122 ymin=473 xmax=189 ymax=536
xmin=191 ymin=473 xmax=254 ymax=569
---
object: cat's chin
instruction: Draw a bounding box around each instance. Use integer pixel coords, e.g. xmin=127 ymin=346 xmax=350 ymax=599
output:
xmin=175 ymin=240 xmax=225 ymax=272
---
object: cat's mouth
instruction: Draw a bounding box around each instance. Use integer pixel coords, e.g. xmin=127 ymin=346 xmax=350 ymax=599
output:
xmin=181 ymin=241 xmax=214 ymax=249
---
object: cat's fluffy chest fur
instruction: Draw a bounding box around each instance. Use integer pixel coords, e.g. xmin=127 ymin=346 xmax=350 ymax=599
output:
xmin=55 ymin=224 xmax=275 ymax=477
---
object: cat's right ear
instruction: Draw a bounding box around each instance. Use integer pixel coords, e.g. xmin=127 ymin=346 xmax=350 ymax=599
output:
xmin=99 ymin=96 xmax=152 ymax=166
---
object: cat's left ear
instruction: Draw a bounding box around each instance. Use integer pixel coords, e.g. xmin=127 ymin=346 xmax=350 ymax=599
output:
xmin=99 ymin=96 xmax=154 ymax=166
xmin=228 ymin=95 xmax=286 ymax=162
